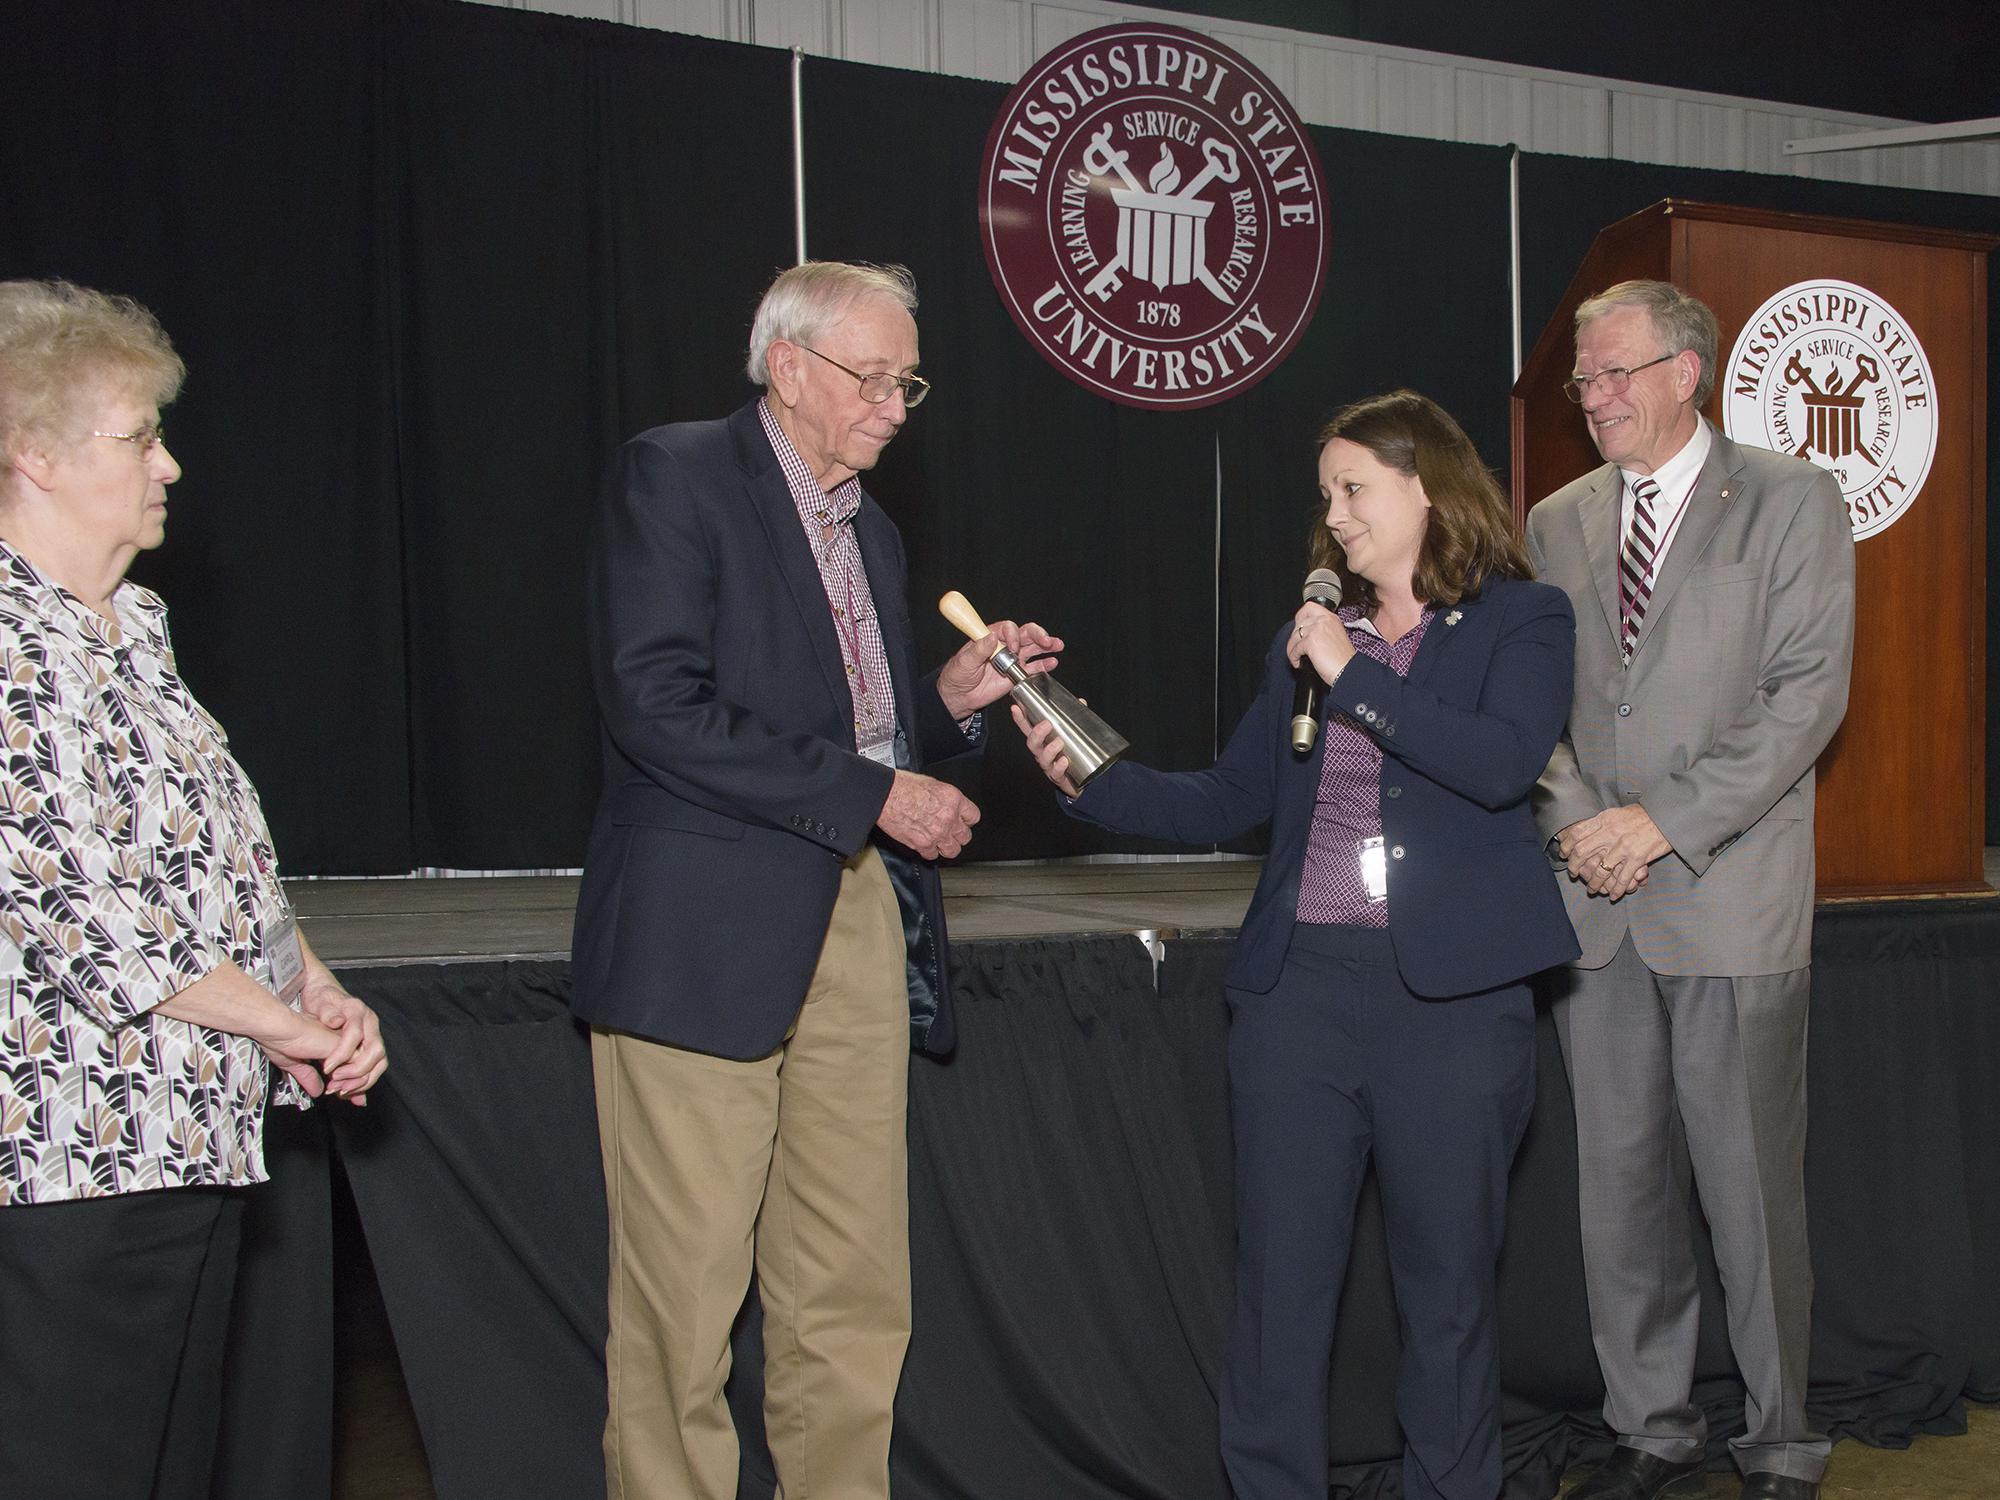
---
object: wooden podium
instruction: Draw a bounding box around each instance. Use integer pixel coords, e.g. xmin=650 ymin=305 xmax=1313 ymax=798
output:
xmin=1512 ymin=199 xmax=1997 ymax=898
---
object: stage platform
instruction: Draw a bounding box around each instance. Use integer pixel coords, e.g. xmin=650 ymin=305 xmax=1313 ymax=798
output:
xmin=258 ymin=851 xmax=2000 ymax=1500
xmin=289 ymin=850 xmax=1999 ymax=967
xmin=289 ymin=858 xmax=1266 ymax=966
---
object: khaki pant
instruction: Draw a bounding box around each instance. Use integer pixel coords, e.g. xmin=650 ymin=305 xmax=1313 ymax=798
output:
xmin=594 ymin=848 xmax=911 ymax=1500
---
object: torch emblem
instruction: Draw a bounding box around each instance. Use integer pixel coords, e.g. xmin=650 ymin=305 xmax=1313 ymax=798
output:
xmin=1081 ymin=128 xmax=1241 ymax=304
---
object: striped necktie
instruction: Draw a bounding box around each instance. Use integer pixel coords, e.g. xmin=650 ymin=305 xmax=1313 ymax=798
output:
xmin=1618 ymin=476 xmax=1661 ymax=663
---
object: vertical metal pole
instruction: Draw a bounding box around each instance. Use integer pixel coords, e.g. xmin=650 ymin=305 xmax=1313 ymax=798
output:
xmin=1213 ymin=432 xmax=1224 ymax=764
xmin=1509 ymin=146 xmax=1523 ymax=379
xmin=792 ymin=47 xmax=807 ymax=264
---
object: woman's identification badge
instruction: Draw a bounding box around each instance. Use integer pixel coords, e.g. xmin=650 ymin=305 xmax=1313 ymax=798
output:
xmin=1358 ymin=837 xmax=1388 ymax=903
xmin=265 ymin=916 xmax=308 ymax=1007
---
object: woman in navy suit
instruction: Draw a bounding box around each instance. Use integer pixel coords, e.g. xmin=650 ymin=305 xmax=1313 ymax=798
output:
xmin=1019 ymin=391 xmax=1578 ymax=1500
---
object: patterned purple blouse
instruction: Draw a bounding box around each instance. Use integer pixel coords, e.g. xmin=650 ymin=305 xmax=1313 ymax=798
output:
xmin=1294 ymin=603 xmax=1435 ymax=927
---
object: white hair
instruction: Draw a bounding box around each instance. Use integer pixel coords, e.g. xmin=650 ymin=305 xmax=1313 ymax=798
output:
xmin=746 ymin=262 xmax=918 ymax=386
xmin=0 ymin=279 xmax=183 ymax=461
xmin=1575 ymin=279 xmax=1720 ymax=407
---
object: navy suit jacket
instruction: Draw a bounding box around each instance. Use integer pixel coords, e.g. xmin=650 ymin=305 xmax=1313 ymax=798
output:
xmin=569 ymin=400 xmax=976 ymax=1059
xmin=1070 ymin=576 xmax=1580 ymax=998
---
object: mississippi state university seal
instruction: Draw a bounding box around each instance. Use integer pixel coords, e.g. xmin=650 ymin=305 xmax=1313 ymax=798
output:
xmin=978 ymin=23 xmax=1328 ymax=410
xmin=1722 ymin=279 xmax=1937 ymax=540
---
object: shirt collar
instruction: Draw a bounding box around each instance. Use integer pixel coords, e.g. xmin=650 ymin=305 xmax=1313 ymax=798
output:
xmin=757 ymin=398 xmax=863 ymax=528
xmin=1338 ymin=600 xmax=1436 ymax=642
xmin=1620 ymin=416 xmax=1711 ymax=500
xmin=0 ymin=537 xmax=169 ymax=659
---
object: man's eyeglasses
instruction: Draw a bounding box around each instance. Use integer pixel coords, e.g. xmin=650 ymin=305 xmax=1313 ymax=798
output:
xmin=1561 ymin=352 xmax=1675 ymax=404
xmin=92 ymin=424 xmax=167 ymax=459
xmin=799 ymin=345 xmax=930 ymax=408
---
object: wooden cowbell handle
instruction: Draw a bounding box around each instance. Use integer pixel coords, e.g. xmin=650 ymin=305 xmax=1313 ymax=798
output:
xmin=937 ymin=590 xmax=994 ymax=646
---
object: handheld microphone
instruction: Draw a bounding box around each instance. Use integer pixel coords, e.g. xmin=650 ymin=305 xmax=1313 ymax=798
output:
xmin=1289 ymin=567 xmax=1344 ymax=753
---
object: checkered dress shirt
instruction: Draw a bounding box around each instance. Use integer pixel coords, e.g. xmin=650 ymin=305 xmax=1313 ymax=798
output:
xmin=758 ymin=401 xmax=898 ymax=758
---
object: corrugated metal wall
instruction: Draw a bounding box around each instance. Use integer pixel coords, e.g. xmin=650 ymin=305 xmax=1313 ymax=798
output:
xmin=476 ymin=0 xmax=2000 ymax=195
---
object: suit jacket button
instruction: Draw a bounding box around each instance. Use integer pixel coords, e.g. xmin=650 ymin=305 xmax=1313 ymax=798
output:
xmin=1617 ymin=703 xmax=1632 ymax=717
xmin=829 ymin=826 xmax=839 ymax=839
xmin=1390 ymin=845 xmax=1405 ymax=859
xmin=1381 ymin=725 xmax=1394 ymax=737
xmin=1386 ymin=785 xmax=1402 ymax=799
xmin=1354 ymin=702 xmax=1368 ymax=714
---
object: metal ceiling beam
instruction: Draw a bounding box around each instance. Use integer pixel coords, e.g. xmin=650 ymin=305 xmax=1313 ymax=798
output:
xmin=1785 ymin=116 xmax=2000 ymax=155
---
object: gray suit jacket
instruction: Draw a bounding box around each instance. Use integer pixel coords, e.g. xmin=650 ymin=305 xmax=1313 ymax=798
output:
xmin=1527 ymin=421 xmax=1856 ymax=976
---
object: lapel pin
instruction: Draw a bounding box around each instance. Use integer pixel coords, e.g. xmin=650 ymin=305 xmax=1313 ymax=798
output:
xmin=1444 ymin=610 xmax=1463 ymax=626
xmin=1719 ymin=488 xmax=1731 ymax=499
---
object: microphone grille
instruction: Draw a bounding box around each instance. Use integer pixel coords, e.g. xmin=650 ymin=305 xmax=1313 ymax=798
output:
xmin=1302 ymin=567 xmax=1343 ymax=608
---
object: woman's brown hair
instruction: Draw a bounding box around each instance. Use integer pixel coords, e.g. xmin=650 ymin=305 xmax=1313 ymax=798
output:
xmin=1308 ymin=389 xmax=1533 ymax=613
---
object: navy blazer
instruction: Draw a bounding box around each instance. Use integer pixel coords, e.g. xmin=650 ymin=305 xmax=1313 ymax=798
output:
xmin=569 ymin=400 xmax=977 ymax=1059
xmin=1071 ymin=576 xmax=1580 ymax=998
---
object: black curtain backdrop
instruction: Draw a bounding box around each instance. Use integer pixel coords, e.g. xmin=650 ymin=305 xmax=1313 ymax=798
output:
xmin=5 ymin=1 xmax=411 ymax=872
xmin=387 ymin=6 xmax=794 ymax=868
xmin=7 ymin=0 xmax=2000 ymax=869
xmin=1513 ymin=153 xmax=2000 ymax=844
xmin=2 ymin=0 xmax=793 ymax=871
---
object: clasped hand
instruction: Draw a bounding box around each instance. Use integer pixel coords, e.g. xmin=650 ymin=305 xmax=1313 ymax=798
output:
xmin=300 ymin=979 xmax=389 ymax=1103
xmin=1557 ymin=804 xmax=1670 ymax=901
xmin=261 ymin=980 xmax=389 ymax=1104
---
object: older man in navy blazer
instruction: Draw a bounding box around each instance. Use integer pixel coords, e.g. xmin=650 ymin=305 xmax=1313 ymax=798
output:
xmin=571 ymin=261 xmax=1057 ymax=1500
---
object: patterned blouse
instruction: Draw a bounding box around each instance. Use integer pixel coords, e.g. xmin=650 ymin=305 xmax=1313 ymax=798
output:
xmin=1295 ymin=604 xmax=1436 ymax=927
xmin=0 ymin=542 xmax=301 ymax=1206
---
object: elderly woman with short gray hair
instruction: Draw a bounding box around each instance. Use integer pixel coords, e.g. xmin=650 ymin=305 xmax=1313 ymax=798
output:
xmin=0 ymin=279 xmax=386 ymax=1498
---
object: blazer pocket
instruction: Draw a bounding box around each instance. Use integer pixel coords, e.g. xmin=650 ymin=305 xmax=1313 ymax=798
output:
xmin=609 ymin=797 xmax=746 ymax=840
xmin=1759 ymin=790 xmax=1809 ymax=822
xmin=1690 ymin=561 xmax=1763 ymax=588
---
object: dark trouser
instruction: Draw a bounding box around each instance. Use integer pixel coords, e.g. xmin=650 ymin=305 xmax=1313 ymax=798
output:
xmin=0 ymin=1185 xmax=249 ymax=1500
xmin=1221 ymin=925 xmax=1536 ymax=1500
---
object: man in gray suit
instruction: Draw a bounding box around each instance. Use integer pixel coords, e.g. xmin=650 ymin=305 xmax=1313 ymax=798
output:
xmin=1528 ymin=280 xmax=1855 ymax=1500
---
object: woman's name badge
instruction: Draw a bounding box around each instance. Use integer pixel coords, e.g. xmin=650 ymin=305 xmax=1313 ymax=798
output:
xmin=265 ymin=916 xmax=308 ymax=1006
xmin=1358 ymin=837 xmax=1389 ymax=903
